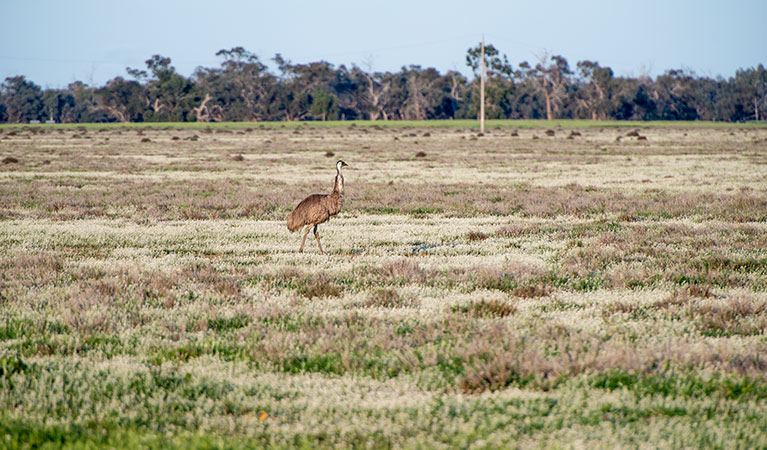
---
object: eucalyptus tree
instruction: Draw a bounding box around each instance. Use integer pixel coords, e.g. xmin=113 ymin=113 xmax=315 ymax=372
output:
xmin=350 ymin=65 xmax=390 ymax=120
xmin=95 ymin=77 xmax=146 ymax=122
xmin=433 ymin=70 xmax=469 ymax=119
xmin=520 ymin=53 xmax=572 ymax=120
xmin=199 ymin=47 xmax=277 ymax=121
xmin=466 ymin=42 xmax=515 ymax=119
xmin=576 ymin=60 xmax=615 ymax=119
xmin=609 ymin=76 xmax=657 ymax=120
xmin=1 ymin=76 xmax=44 ymax=123
xmin=272 ymin=55 xmax=343 ymax=121
xmin=41 ymin=82 xmax=101 ymax=123
xmin=129 ymin=55 xmax=196 ymax=122
xmin=308 ymin=89 xmax=339 ymax=120
xmin=652 ymin=69 xmax=701 ymax=120
xmin=402 ymin=65 xmax=433 ymax=120
xmin=734 ymin=65 xmax=767 ymax=121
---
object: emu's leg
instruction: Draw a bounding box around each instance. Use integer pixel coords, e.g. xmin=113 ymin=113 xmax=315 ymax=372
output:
xmin=299 ymin=225 xmax=312 ymax=253
xmin=313 ymin=224 xmax=324 ymax=255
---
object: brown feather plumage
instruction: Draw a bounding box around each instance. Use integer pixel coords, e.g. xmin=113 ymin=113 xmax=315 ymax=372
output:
xmin=287 ymin=161 xmax=347 ymax=253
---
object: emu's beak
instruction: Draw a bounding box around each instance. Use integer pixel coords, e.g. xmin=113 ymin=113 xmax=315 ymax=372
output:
xmin=341 ymin=161 xmax=349 ymax=168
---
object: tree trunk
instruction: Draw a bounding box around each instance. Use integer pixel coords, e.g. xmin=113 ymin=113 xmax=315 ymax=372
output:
xmin=104 ymin=106 xmax=127 ymax=123
xmin=193 ymin=93 xmax=212 ymax=122
xmin=544 ymin=90 xmax=553 ymax=120
xmin=756 ymin=98 xmax=760 ymax=121
xmin=594 ymin=83 xmax=605 ymax=120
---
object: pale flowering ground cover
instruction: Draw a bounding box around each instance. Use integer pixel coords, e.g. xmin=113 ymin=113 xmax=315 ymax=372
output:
xmin=1 ymin=122 xmax=767 ymax=448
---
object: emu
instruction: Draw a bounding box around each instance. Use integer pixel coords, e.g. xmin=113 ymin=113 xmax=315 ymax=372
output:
xmin=287 ymin=160 xmax=348 ymax=254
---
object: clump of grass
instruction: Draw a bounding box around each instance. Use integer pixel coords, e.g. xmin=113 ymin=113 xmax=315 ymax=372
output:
xmin=208 ymin=314 xmax=252 ymax=332
xmin=0 ymin=253 xmax=63 ymax=287
xmin=687 ymin=284 xmax=714 ymax=298
xmin=609 ymin=301 xmax=643 ymax=315
xmin=324 ymin=151 xmax=335 ymax=157
xmin=0 ymin=354 xmax=28 ymax=377
xmin=452 ymin=299 xmax=517 ymax=318
xmin=693 ymin=297 xmax=767 ymax=337
xmin=654 ymin=286 xmax=713 ymax=310
xmin=2 ymin=156 xmax=19 ymax=164
xmin=466 ymin=231 xmax=488 ymax=241
xmin=617 ymin=211 xmax=638 ymax=222
xmin=459 ymin=358 xmax=524 ymax=394
xmin=477 ymin=273 xmax=517 ymax=293
xmin=415 ymin=151 xmax=427 ymax=158
xmin=378 ymin=258 xmax=424 ymax=283
xmin=496 ymin=222 xmax=538 ymax=237
xmin=296 ymin=273 xmax=343 ymax=299
xmin=511 ymin=284 xmax=550 ymax=298
xmin=409 ymin=206 xmax=440 ymax=218
xmin=472 ymin=262 xmax=548 ymax=293
xmin=178 ymin=261 xmax=241 ymax=298
xmin=654 ymin=292 xmax=692 ymax=310
xmin=365 ymin=288 xmax=409 ymax=308
xmin=231 ymin=154 xmax=244 ymax=161
xmin=140 ymin=137 xmax=151 ymax=143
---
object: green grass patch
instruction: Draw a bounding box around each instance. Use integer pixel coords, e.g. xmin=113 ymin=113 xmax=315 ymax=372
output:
xmin=590 ymin=370 xmax=767 ymax=400
xmin=208 ymin=314 xmax=252 ymax=332
xmin=4 ymin=119 xmax=766 ymax=133
xmin=151 ymin=339 xmax=248 ymax=364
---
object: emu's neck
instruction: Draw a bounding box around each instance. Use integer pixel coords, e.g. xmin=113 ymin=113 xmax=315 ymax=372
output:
xmin=332 ymin=168 xmax=344 ymax=195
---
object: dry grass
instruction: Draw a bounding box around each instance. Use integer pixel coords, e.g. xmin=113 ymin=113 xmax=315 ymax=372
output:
xmin=365 ymin=288 xmax=411 ymax=308
xmin=2 ymin=125 xmax=765 ymax=221
xmin=377 ymin=258 xmax=426 ymax=284
xmin=178 ymin=261 xmax=242 ymax=298
xmin=451 ymin=299 xmax=517 ymax=318
xmin=1 ymin=123 xmax=767 ymax=447
xmin=296 ymin=272 xmax=344 ymax=299
xmin=466 ymin=230 xmax=488 ymax=241
xmin=691 ymin=296 xmax=767 ymax=336
xmin=512 ymin=284 xmax=551 ymax=298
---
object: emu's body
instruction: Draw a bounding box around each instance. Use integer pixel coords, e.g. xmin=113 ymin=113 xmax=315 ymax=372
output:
xmin=287 ymin=160 xmax=347 ymax=254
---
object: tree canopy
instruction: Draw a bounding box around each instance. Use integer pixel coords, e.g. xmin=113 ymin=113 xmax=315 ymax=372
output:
xmin=1 ymin=45 xmax=765 ymax=123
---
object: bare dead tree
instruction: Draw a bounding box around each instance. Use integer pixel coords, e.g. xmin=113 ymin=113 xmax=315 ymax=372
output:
xmin=524 ymin=52 xmax=571 ymax=120
xmin=404 ymin=70 xmax=431 ymax=120
xmin=362 ymin=71 xmax=390 ymax=120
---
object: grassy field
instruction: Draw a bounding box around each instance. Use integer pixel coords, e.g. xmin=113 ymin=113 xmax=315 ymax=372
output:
xmin=2 ymin=119 xmax=766 ymax=132
xmin=1 ymin=121 xmax=767 ymax=448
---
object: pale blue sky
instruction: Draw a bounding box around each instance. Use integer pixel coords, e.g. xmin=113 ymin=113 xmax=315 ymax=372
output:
xmin=1 ymin=0 xmax=765 ymax=88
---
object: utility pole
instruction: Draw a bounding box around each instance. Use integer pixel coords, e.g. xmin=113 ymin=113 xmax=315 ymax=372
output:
xmin=480 ymin=34 xmax=485 ymax=133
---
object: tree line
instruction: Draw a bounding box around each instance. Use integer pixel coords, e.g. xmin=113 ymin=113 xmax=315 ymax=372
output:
xmin=1 ymin=44 xmax=765 ymax=123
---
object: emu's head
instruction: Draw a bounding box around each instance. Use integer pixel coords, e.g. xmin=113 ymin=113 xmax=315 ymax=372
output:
xmin=336 ymin=160 xmax=349 ymax=171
